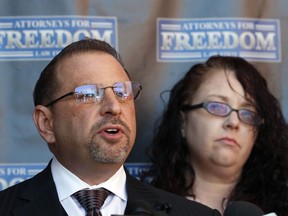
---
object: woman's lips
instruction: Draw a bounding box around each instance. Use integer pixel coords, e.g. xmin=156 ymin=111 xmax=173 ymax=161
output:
xmin=216 ymin=137 xmax=240 ymax=148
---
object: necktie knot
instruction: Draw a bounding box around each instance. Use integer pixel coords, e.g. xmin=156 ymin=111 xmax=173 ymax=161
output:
xmin=73 ymin=188 xmax=110 ymax=216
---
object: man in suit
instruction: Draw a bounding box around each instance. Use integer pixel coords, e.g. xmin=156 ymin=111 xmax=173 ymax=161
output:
xmin=0 ymin=38 xmax=221 ymax=216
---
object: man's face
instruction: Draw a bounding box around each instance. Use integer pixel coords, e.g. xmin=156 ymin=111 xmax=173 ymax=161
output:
xmin=45 ymin=52 xmax=137 ymax=170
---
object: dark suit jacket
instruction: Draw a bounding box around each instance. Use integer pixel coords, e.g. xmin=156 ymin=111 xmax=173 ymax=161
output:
xmin=0 ymin=162 xmax=221 ymax=216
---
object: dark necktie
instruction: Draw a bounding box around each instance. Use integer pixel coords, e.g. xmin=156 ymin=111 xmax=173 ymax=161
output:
xmin=73 ymin=188 xmax=110 ymax=216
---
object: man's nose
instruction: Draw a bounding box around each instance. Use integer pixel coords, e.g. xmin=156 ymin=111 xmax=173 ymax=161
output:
xmin=99 ymin=88 xmax=122 ymax=116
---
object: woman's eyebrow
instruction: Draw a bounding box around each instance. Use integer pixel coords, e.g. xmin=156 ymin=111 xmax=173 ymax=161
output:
xmin=205 ymin=95 xmax=255 ymax=107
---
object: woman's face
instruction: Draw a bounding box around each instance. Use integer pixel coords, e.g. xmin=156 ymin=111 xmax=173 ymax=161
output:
xmin=181 ymin=69 xmax=258 ymax=177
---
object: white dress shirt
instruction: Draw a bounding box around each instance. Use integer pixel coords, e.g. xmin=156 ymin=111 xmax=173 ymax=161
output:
xmin=51 ymin=157 xmax=127 ymax=216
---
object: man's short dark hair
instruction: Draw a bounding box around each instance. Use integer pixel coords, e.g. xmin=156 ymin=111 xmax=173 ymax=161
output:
xmin=33 ymin=38 xmax=128 ymax=106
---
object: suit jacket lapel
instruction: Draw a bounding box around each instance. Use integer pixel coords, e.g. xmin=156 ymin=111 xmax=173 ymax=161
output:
xmin=13 ymin=161 xmax=68 ymax=216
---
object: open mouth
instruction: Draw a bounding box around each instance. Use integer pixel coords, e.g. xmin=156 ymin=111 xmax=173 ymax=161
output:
xmin=104 ymin=128 xmax=120 ymax=134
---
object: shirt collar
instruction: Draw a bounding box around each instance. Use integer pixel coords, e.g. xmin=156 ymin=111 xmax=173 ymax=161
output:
xmin=51 ymin=157 xmax=127 ymax=202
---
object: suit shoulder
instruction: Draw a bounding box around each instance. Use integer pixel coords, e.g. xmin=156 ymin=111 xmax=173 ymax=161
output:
xmin=0 ymin=177 xmax=31 ymax=197
xmin=150 ymin=185 xmax=221 ymax=215
xmin=0 ymin=164 xmax=52 ymax=201
xmin=126 ymin=175 xmax=221 ymax=216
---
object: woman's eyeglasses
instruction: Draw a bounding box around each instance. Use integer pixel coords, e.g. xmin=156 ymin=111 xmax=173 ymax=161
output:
xmin=45 ymin=81 xmax=142 ymax=107
xmin=181 ymin=101 xmax=263 ymax=126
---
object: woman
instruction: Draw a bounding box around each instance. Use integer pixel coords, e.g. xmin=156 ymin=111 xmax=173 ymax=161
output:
xmin=142 ymin=56 xmax=288 ymax=215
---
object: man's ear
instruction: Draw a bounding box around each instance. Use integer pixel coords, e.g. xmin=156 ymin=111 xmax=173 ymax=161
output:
xmin=33 ymin=105 xmax=56 ymax=144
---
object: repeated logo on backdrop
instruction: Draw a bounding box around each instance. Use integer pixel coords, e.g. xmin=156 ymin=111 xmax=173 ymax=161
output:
xmin=0 ymin=16 xmax=118 ymax=60
xmin=0 ymin=163 xmax=150 ymax=190
xmin=157 ymin=17 xmax=281 ymax=62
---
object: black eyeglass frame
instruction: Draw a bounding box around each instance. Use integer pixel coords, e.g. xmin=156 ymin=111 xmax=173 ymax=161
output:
xmin=45 ymin=81 xmax=142 ymax=107
xmin=181 ymin=101 xmax=263 ymax=126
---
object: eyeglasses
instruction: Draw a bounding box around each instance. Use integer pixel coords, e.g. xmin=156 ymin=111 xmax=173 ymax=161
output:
xmin=45 ymin=81 xmax=142 ymax=107
xmin=181 ymin=101 xmax=263 ymax=126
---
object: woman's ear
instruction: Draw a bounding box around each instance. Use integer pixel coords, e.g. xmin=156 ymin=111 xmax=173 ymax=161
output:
xmin=33 ymin=105 xmax=56 ymax=144
xmin=180 ymin=111 xmax=186 ymax=138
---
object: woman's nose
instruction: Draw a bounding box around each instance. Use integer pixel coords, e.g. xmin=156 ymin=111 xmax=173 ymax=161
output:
xmin=223 ymin=110 xmax=240 ymax=129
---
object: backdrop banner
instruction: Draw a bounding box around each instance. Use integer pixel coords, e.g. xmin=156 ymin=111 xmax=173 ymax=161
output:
xmin=0 ymin=0 xmax=288 ymax=190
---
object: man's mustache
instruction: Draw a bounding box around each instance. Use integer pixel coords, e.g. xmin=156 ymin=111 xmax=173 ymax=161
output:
xmin=91 ymin=117 xmax=131 ymax=136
